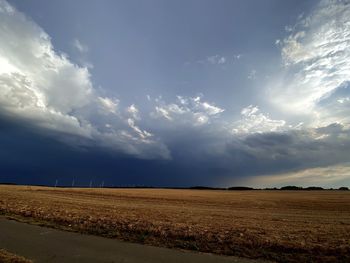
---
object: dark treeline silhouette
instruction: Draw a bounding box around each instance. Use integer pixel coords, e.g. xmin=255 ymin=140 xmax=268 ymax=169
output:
xmin=189 ymin=186 xmax=226 ymax=190
xmin=273 ymin=186 xmax=349 ymax=191
xmin=228 ymin=186 xmax=254 ymax=190
xmin=0 ymin=182 xmax=349 ymax=191
xmin=191 ymin=185 xmax=348 ymax=191
xmin=280 ymin=186 xmax=303 ymax=190
xmin=305 ymin=186 xmax=324 ymax=190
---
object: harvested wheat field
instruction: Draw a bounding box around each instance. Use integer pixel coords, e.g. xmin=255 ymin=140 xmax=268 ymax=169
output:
xmin=0 ymin=185 xmax=349 ymax=263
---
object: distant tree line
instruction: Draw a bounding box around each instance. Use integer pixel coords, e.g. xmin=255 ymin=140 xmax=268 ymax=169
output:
xmin=0 ymin=182 xmax=349 ymax=191
xmin=278 ymin=186 xmax=349 ymax=191
xmin=190 ymin=185 xmax=349 ymax=191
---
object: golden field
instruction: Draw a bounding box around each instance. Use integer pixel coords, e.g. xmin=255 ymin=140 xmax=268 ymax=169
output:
xmin=0 ymin=185 xmax=349 ymax=262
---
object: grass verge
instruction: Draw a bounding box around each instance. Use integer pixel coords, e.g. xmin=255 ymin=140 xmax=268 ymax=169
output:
xmin=0 ymin=249 xmax=32 ymax=263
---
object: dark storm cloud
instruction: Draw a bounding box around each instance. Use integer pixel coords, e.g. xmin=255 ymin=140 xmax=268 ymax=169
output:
xmin=223 ymin=126 xmax=350 ymax=177
xmin=1 ymin=106 xmax=350 ymax=187
xmin=0 ymin=114 xmax=173 ymax=186
xmin=0 ymin=113 xmax=232 ymax=187
xmin=159 ymin=121 xmax=350 ymax=184
xmin=1 ymin=0 xmax=350 ymax=187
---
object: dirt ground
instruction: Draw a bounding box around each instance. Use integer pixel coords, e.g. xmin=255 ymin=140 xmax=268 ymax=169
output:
xmin=0 ymin=185 xmax=349 ymax=262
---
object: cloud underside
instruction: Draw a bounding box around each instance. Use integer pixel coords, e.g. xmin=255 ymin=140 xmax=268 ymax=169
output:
xmin=0 ymin=0 xmax=350 ymax=186
xmin=0 ymin=0 xmax=227 ymax=161
xmin=0 ymin=0 xmax=170 ymax=159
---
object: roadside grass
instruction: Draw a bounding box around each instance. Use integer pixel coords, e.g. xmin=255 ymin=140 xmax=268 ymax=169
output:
xmin=0 ymin=249 xmax=32 ymax=263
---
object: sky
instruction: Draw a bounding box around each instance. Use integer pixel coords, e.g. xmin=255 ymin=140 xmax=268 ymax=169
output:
xmin=1 ymin=0 xmax=350 ymax=188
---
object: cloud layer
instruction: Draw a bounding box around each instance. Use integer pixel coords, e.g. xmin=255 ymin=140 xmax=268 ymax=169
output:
xmin=1 ymin=0 xmax=350 ymax=187
xmin=0 ymin=0 xmax=169 ymax=159
xmin=151 ymin=95 xmax=224 ymax=126
xmin=272 ymin=0 xmax=350 ymax=127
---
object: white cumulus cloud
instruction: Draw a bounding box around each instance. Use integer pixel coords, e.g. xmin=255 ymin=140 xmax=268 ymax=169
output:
xmin=98 ymin=97 xmax=119 ymax=114
xmin=151 ymin=95 xmax=224 ymax=126
xmin=271 ymin=0 xmax=350 ymax=125
xmin=126 ymin=104 xmax=140 ymax=120
xmin=206 ymin=55 xmax=226 ymax=65
xmin=0 ymin=0 xmax=169 ymax=159
xmin=232 ymin=105 xmax=286 ymax=134
xmin=73 ymin=38 xmax=88 ymax=53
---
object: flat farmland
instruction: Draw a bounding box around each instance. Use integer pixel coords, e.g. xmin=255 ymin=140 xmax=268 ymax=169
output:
xmin=0 ymin=185 xmax=349 ymax=262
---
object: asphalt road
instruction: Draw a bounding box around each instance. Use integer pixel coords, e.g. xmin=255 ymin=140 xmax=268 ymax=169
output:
xmin=0 ymin=217 xmax=269 ymax=263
